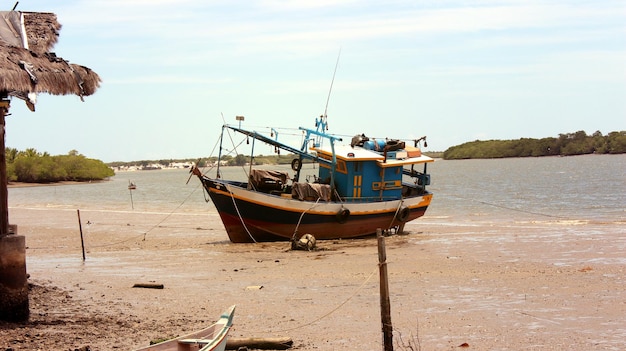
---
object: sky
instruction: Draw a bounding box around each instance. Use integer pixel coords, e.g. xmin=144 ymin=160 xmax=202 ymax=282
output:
xmin=5 ymin=0 xmax=626 ymax=162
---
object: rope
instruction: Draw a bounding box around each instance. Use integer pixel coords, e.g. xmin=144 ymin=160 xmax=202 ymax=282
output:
xmin=87 ymin=232 xmax=147 ymax=248
xmin=265 ymin=266 xmax=378 ymax=334
xmin=388 ymin=199 xmax=404 ymax=230
xmin=87 ymin=183 xmax=205 ymax=248
xmin=445 ymin=193 xmax=570 ymax=219
xmin=227 ymin=182 xmax=257 ymax=243
xmin=291 ymin=197 xmax=321 ymax=241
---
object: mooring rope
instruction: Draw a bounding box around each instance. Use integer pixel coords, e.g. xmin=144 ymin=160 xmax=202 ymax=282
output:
xmin=444 ymin=193 xmax=571 ymax=219
xmin=87 ymin=182 xmax=205 ymax=248
xmin=291 ymin=197 xmax=321 ymax=241
xmin=262 ymin=266 xmax=378 ymax=334
xmin=227 ymin=183 xmax=257 ymax=243
xmin=388 ymin=199 xmax=405 ymax=230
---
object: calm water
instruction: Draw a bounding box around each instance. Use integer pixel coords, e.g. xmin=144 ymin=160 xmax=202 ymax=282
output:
xmin=426 ymin=154 xmax=625 ymax=224
xmin=8 ymin=154 xmax=626 ymax=226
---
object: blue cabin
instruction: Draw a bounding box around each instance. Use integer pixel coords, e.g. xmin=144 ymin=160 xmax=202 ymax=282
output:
xmin=314 ymin=143 xmax=427 ymax=202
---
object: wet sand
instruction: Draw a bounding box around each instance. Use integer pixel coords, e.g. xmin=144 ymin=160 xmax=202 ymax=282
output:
xmin=1 ymin=207 xmax=624 ymax=350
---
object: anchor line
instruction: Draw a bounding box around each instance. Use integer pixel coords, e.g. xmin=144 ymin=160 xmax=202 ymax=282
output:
xmin=444 ymin=193 xmax=570 ymax=219
xmin=227 ymin=184 xmax=257 ymax=243
xmin=389 ymin=199 xmax=405 ymax=230
xmin=260 ymin=266 xmax=378 ymax=334
xmin=291 ymin=197 xmax=321 ymax=241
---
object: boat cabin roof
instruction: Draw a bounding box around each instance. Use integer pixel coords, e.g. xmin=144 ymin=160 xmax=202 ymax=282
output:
xmin=314 ymin=145 xmax=385 ymax=161
xmin=313 ymin=144 xmax=434 ymax=166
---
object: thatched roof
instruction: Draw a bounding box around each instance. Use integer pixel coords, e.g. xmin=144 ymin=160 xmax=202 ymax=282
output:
xmin=22 ymin=12 xmax=61 ymax=53
xmin=0 ymin=46 xmax=100 ymax=97
xmin=0 ymin=10 xmax=100 ymax=109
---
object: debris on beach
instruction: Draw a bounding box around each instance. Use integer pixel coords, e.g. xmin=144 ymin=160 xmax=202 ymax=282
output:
xmin=227 ymin=337 xmax=293 ymax=350
xmin=132 ymin=283 xmax=164 ymax=289
xmin=291 ymin=234 xmax=316 ymax=251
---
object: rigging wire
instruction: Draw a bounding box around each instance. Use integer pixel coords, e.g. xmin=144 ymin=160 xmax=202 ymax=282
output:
xmin=324 ymin=48 xmax=341 ymax=120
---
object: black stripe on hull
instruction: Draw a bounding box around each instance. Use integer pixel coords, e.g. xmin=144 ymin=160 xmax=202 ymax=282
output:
xmin=202 ymin=178 xmax=429 ymax=243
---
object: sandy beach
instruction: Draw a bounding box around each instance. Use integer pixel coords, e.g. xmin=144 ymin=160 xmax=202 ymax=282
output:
xmin=1 ymin=206 xmax=624 ymax=350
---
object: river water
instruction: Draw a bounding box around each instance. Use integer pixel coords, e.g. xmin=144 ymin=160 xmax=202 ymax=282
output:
xmin=426 ymin=154 xmax=625 ymax=224
xmin=9 ymin=154 xmax=625 ymax=225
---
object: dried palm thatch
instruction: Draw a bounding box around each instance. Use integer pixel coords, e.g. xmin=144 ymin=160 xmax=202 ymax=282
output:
xmin=22 ymin=11 xmax=61 ymax=53
xmin=0 ymin=45 xmax=100 ymax=97
xmin=0 ymin=10 xmax=100 ymax=108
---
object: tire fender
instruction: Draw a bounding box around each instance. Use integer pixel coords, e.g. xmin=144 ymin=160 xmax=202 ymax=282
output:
xmin=336 ymin=208 xmax=350 ymax=224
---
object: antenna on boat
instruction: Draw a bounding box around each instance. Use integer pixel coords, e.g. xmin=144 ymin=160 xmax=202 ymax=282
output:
xmin=320 ymin=48 xmax=341 ymax=132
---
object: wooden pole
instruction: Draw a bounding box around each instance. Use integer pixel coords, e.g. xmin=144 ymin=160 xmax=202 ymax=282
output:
xmin=129 ymin=188 xmax=134 ymax=209
xmin=77 ymin=209 xmax=85 ymax=261
xmin=0 ymin=95 xmax=29 ymax=322
xmin=0 ymin=99 xmax=9 ymax=236
xmin=377 ymin=228 xmax=393 ymax=351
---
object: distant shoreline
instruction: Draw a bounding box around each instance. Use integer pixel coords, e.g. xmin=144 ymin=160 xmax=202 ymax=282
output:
xmin=8 ymin=180 xmax=106 ymax=188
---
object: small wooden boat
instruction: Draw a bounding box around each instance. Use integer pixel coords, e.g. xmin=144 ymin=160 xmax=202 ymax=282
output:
xmin=128 ymin=180 xmax=137 ymax=190
xmin=135 ymin=305 xmax=235 ymax=351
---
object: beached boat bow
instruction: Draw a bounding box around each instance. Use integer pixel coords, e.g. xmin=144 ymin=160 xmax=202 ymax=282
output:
xmin=135 ymin=305 xmax=235 ymax=351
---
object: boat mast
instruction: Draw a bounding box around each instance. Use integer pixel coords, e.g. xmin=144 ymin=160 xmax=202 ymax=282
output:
xmin=320 ymin=49 xmax=340 ymax=192
xmin=323 ymin=48 xmax=341 ymax=123
xmin=216 ymin=125 xmax=226 ymax=179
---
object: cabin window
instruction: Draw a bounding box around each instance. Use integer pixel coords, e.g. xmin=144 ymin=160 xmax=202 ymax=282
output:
xmin=336 ymin=160 xmax=347 ymax=174
xmin=372 ymin=180 xmax=402 ymax=191
xmin=318 ymin=153 xmax=347 ymax=174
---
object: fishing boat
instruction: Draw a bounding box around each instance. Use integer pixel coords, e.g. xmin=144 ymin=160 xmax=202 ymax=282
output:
xmin=190 ymin=115 xmax=434 ymax=243
xmin=135 ymin=305 xmax=235 ymax=351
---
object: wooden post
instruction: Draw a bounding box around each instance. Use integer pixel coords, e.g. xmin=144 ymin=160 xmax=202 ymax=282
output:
xmin=129 ymin=187 xmax=134 ymax=209
xmin=0 ymin=99 xmax=9 ymax=236
xmin=77 ymin=209 xmax=85 ymax=261
xmin=0 ymin=95 xmax=29 ymax=322
xmin=377 ymin=228 xmax=393 ymax=351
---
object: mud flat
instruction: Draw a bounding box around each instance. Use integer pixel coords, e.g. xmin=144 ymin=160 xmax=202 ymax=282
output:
xmin=1 ymin=207 xmax=624 ymax=350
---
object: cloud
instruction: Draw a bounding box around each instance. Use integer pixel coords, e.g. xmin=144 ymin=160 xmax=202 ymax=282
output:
xmin=11 ymin=0 xmax=625 ymax=161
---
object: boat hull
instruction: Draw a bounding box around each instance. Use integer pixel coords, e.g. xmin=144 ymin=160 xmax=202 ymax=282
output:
xmin=201 ymin=178 xmax=432 ymax=243
xmin=135 ymin=305 xmax=235 ymax=351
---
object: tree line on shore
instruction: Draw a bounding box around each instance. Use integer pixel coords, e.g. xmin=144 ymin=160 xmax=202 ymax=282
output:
xmin=6 ymin=130 xmax=624 ymax=183
xmin=108 ymin=154 xmax=300 ymax=169
xmin=6 ymin=148 xmax=114 ymax=183
xmin=443 ymin=130 xmax=626 ymax=160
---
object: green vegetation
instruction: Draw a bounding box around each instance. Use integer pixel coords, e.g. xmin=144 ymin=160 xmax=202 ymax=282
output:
xmin=226 ymin=154 xmax=303 ymax=166
xmin=6 ymin=148 xmax=114 ymax=183
xmin=18 ymin=129 xmax=617 ymax=183
xmin=423 ymin=151 xmax=443 ymax=159
xmin=108 ymin=154 xmax=305 ymax=169
xmin=443 ymin=130 xmax=626 ymax=160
